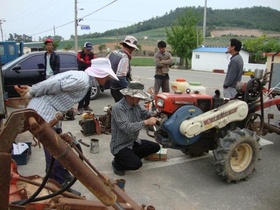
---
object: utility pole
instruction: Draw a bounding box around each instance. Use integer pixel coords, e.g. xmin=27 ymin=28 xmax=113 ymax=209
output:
xmin=53 ymin=25 xmax=56 ymax=38
xmin=202 ymin=0 xmax=207 ymax=44
xmin=74 ymin=0 xmax=78 ymax=52
xmin=0 ymin=19 xmax=6 ymax=41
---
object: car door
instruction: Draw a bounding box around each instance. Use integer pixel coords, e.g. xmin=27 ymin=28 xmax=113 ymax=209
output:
xmin=4 ymin=54 xmax=45 ymax=97
xmin=59 ymin=53 xmax=78 ymax=72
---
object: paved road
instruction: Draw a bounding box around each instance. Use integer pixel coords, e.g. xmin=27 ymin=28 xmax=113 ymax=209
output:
xmin=9 ymin=67 xmax=280 ymax=210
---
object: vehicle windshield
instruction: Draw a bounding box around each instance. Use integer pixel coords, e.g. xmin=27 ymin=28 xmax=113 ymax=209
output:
xmin=2 ymin=53 xmax=35 ymax=69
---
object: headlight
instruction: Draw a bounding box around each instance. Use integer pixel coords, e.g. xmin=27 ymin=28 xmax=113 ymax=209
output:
xmin=156 ymin=98 xmax=164 ymax=108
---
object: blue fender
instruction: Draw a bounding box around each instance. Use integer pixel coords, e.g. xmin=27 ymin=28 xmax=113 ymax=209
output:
xmin=162 ymin=105 xmax=203 ymax=146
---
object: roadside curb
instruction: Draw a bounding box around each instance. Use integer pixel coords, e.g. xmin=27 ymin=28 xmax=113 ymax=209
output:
xmin=212 ymin=69 xmax=225 ymax=73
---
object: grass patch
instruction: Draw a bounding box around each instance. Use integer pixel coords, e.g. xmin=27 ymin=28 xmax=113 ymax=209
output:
xmin=131 ymin=57 xmax=154 ymax=66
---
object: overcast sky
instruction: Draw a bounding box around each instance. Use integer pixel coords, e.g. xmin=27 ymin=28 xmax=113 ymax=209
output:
xmin=1 ymin=0 xmax=280 ymax=41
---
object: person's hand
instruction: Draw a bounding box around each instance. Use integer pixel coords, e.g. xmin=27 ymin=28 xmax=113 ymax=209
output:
xmin=14 ymin=85 xmax=32 ymax=98
xmin=144 ymin=117 xmax=159 ymax=126
xmin=80 ymin=58 xmax=85 ymax=62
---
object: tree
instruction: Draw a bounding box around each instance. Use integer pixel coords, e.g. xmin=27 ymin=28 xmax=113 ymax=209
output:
xmin=98 ymin=43 xmax=107 ymax=52
xmin=243 ymin=35 xmax=280 ymax=63
xmin=8 ymin=33 xmax=32 ymax=42
xmin=64 ymin=43 xmax=72 ymax=51
xmin=165 ymin=9 xmax=203 ymax=68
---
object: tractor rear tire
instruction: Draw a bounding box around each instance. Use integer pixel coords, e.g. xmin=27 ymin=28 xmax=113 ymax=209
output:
xmin=212 ymin=128 xmax=261 ymax=183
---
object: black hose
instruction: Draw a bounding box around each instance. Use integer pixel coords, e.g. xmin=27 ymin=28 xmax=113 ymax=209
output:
xmin=12 ymin=155 xmax=56 ymax=205
xmin=25 ymin=177 xmax=78 ymax=202
xmin=13 ymin=134 xmax=84 ymax=205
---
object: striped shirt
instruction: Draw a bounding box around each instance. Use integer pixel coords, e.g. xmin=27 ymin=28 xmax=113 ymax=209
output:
xmin=110 ymin=98 xmax=151 ymax=155
xmin=107 ymin=50 xmax=131 ymax=89
xmin=28 ymin=70 xmax=95 ymax=122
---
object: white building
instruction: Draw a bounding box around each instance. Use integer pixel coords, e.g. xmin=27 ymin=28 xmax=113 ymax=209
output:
xmin=191 ymin=46 xmax=265 ymax=73
xmin=265 ymin=52 xmax=280 ymax=91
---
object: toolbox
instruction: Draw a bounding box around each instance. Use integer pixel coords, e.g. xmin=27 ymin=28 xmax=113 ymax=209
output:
xmin=79 ymin=119 xmax=96 ymax=136
xmin=11 ymin=142 xmax=32 ymax=165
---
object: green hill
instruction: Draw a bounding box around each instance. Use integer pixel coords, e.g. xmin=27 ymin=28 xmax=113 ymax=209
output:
xmin=79 ymin=6 xmax=280 ymax=40
xmin=26 ymin=6 xmax=280 ymax=52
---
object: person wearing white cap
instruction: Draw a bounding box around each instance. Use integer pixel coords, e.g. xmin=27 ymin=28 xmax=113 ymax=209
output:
xmin=77 ymin=42 xmax=96 ymax=114
xmin=14 ymin=58 xmax=118 ymax=192
xmin=107 ymin=35 xmax=139 ymax=102
xmin=110 ymin=81 xmax=160 ymax=176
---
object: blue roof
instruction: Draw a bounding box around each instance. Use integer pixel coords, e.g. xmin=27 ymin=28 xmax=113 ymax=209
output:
xmin=193 ymin=47 xmax=227 ymax=53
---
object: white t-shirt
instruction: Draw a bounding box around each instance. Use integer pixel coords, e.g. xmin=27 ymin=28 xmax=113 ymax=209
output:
xmin=46 ymin=54 xmax=53 ymax=78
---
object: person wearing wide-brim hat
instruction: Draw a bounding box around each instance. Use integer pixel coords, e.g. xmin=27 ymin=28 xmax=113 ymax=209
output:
xmin=107 ymin=35 xmax=139 ymax=103
xmin=110 ymin=81 xmax=160 ymax=176
xmin=14 ymin=58 xmax=118 ymax=192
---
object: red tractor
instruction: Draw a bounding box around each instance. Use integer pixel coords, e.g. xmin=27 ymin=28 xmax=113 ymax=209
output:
xmin=148 ymin=68 xmax=280 ymax=183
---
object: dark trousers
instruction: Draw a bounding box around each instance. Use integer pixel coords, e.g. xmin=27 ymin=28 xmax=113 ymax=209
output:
xmin=44 ymin=127 xmax=65 ymax=184
xmin=114 ymin=140 xmax=160 ymax=171
xmin=78 ymin=89 xmax=91 ymax=109
xmin=44 ymin=147 xmax=65 ymax=184
xmin=110 ymin=88 xmax=124 ymax=103
xmin=154 ymin=78 xmax=170 ymax=94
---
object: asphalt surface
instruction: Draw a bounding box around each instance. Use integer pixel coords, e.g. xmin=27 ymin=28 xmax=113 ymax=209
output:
xmin=6 ymin=67 xmax=280 ymax=210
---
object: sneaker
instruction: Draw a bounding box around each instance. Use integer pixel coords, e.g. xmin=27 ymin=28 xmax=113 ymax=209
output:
xmin=84 ymin=106 xmax=93 ymax=111
xmin=77 ymin=108 xmax=83 ymax=115
xmin=111 ymin=160 xmax=125 ymax=176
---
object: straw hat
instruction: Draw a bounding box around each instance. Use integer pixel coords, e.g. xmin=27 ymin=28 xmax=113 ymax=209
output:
xmin=119 ymin=36 xmax=139 ymax=50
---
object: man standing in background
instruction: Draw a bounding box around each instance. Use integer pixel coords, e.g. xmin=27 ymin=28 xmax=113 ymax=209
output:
xmin=108 ymin=35 xmax=139 ymax=102
xmin=77 ymin=42 xmax=96 ymax=114
xmin=44 ymin=38 xmax=60 ymax=79
xmin=223 ymin=38 xmax=244 ymax=98
xmin=154 ymin=41 xmax=173 ymax=96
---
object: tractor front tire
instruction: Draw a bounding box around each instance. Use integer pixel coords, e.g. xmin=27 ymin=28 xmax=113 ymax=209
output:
xmin=212 ymin=128 xmax=261 ymax=183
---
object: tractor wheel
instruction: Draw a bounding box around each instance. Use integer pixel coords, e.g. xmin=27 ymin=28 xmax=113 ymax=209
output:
xmin=212 ymin=128 xmax=261 ymax=183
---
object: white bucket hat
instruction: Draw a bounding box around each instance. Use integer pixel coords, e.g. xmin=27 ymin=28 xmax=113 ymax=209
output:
xmin=119 ymin=36 xmax=139 ymax=50
xmin=120 ymin=81 xmax=151 ymax=100
xmin=85 ymin=58 xmax=118 ymax=81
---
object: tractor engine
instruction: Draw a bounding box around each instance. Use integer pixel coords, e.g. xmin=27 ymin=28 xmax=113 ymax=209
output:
xmin=147 ymin=69 xmax=276 ymax=182
xmin=151 ymin=85 xmax=252 ymax=158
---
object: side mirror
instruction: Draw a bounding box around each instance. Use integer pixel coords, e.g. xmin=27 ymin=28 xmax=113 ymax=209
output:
xmin=12 ymin=65 xmax=21 ymax=72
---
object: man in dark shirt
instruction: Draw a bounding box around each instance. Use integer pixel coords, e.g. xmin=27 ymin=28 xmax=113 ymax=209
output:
xmin=154 ymin=41 xmax=173 ymax=96
xmin=44 ymin=38 xmax=60 ymax=79
xmin=223 ymin=38 xmax=244 ymax=98
xmin=77 ymin=42 xmax=96 ymax=114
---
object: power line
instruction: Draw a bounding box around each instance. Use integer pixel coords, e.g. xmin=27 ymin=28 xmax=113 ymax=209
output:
xmin=80 ymin=0 xmax=117 ymax=19
xmin=30 ymin=0 xmax=118 ymax=37
xmin=6 ymin=0 xmax=57 ymax=22
xmin=84 ymin=18 xmax=133 ymax=24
